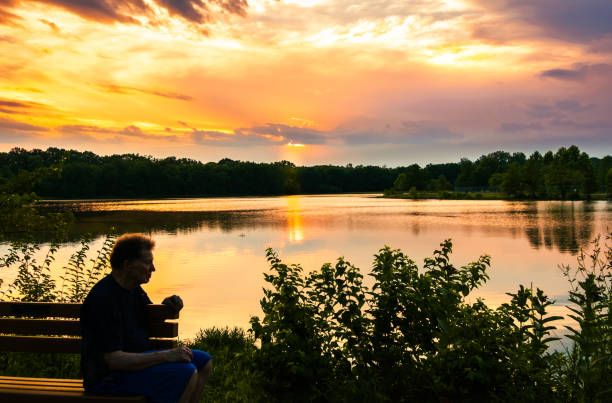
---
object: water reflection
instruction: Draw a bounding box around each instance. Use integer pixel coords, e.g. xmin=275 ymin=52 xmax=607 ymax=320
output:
xmin=524 ymin=202 xmax=596 ymax=254
xmin=286 ymin=196 xmax=304 ymax=242
xmin=37 ymin=198 xmax=609 ymax=256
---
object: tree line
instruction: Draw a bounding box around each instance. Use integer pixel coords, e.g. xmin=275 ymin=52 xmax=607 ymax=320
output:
xmin=0 ymin=145 xmax=609 ymax=199
xmin=392 ymin=146 xmax=612 ymax=199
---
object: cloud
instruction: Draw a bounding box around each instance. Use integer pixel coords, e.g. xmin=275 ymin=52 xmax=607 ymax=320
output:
xmin=101 ymin=84 xmax=194 ymax=101
xmin=0 ymin=98 xmax=51 ymax=116
xmin=524 ymin=99 xmax=596 ymax=120
xmin=549 ymin=119 xmax=611 ymax=130
xmin=469 ymin=0 xmax=612 ymax=44
xmin=0 ymin=35 xmax=17 ymax=43
xmin=217 ymin=0 xmax=248 ymax=17
xmin=539 ymin=63 xmax=612 ymax=82
xmin=39 ymin=18 xmax=60 ymax=33
xmin=56 ymin=123 xmax=183 ymax=143
xmin=157 ymin=0 xmax=209 ymax=24
xmin=190 ymin=123 xmax=327 ymax=146
xmin=0 ymin=0 xmax=249 ymax=26
xmin=0 ymin=117 xmax=49 ymax=132
xmin=555 ymin=99 xmax=594 ymax=112
xmin=501 ymin=123 xmax=543 ymax=132
xmin=235 ymin=123 xmax=327 ymax=145
xmin=0 ymin=2 xmax=20 ymax=25
xmin=589 ymin=34 xmax=612 ymax=53
xmin=336 ymin=118 xmax=462 ymax=145
xmin=524 ymin=104 xmax=557 ymax=119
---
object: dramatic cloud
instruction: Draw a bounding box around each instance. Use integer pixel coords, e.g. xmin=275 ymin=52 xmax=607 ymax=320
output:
xmin=0 ymin=0 xmax=249 ymax=26
xmin=539 ymin=63 xmax=612 ymax=81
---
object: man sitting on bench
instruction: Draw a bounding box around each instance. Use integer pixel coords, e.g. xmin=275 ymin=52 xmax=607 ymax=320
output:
xmin=80 ymin=233 xmax=212 ymax=403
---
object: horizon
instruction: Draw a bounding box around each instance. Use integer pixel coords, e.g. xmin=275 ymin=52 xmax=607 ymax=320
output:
xmin=1 ymin=0 xmax=611 ymax=166
xmin=3 ymin=144 xmax=610 ymax=169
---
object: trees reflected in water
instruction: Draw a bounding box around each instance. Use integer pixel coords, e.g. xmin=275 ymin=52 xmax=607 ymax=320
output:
xmin=524 ymin=202 xmax=598 ymax=254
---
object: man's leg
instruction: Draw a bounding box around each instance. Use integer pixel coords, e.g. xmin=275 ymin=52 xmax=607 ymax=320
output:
xmin=190 ymin=360 xmax=212 ymax=403
xmin=179 ymin=370 xmax=199 ymax=403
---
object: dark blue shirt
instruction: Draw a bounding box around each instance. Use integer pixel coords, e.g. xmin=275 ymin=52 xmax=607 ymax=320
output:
xmin=80 ymin=274 xmax=152 ymax=389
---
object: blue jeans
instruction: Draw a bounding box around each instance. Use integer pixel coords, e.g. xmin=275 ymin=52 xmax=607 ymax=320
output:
xmin=87 ymin=349 xmax=212 ymax=403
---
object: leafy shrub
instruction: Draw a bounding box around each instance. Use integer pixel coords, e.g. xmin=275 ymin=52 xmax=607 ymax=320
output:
xmin=250 ymin=240 xmax=564 ymax=402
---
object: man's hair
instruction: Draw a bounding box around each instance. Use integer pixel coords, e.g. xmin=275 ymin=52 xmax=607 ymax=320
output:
xmin=110 ymin=233 xmax=155 ymax=271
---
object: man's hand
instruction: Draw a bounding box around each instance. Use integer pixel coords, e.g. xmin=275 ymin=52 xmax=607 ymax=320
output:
xmin=165 ymin=346 xmax=193 ymax=363
xmin=162 ymin=295 xmax=183 ymax=314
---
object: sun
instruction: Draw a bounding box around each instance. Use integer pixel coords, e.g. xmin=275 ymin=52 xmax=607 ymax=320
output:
xmin=287 ymin=142 xmax=305 ymax=148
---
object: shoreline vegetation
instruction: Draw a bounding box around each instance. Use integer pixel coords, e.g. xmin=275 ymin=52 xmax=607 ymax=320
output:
xmin=1 ymin=145 xmax=610 ymax=201
xmin=382 ymin=190 xmax=611 ymax=201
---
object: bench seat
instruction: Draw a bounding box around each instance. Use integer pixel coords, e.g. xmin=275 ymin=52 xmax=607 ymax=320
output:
xmin=0 ymin=376 xmax=146 ymax=402
xmin=0 ymin=302 xmax=179 ymax=402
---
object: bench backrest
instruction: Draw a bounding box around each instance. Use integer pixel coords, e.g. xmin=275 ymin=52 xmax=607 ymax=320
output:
xmin=0 ymin=302 xmax=179 ymax=353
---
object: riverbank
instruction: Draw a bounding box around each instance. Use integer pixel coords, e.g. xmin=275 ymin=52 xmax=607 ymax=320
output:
xmin=382 ymin=190 xmax=610 ymax=201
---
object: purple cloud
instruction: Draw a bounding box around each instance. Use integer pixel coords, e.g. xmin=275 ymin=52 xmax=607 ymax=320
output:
xmin=539 ymin=63 xmax=612 ymax=81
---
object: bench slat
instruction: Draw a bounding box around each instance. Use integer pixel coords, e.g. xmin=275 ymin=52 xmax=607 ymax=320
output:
xmin=0 ymin=302 xmax=81 ymax=318
xmin=0 ymin=384 xmax=82 ymax=392
xmin=0 ymin=378 xmax=81 ymax=388
xmin=0 ymin=318 xmax=80 ymax=335
xmin=0 ymin=336 xmax=176 ymax=353
xmin=0 ymin=376 xmax=81 ymax=384
xmin=0 ymin=335 xmax=81 ymax=353
xmin=0 ymin=302 xmax=179 ymax=320
xmin=0 ymin=319 xmax=178 ymax=338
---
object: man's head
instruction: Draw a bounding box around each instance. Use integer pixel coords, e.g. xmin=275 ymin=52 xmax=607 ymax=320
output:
xmin=110 ymin=233 xmax=156 ymax=286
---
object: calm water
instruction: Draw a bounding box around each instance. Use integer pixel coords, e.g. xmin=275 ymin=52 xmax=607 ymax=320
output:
xmin=6 ymin=195 xmax=612 ymax=340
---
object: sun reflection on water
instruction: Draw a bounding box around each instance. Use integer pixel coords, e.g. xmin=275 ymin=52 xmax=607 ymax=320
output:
xmin=286 ymin=196 xmax=304 ymax=242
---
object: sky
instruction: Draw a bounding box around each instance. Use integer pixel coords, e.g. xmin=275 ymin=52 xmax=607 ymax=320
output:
xmin=0 ymin=0 xmax=611 ymax=166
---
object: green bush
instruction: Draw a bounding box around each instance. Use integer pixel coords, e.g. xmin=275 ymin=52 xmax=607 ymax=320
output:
xmin=249 ymin=240 xmax=566 ymax=402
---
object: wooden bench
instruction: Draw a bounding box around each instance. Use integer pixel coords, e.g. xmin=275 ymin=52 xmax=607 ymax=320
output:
xmin=0 ymin=301 xmax=179 ymax=402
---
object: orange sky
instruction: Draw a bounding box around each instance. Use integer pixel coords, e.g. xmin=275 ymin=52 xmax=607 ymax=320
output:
xmin=0 ymin=0 xmax=611 ymax=165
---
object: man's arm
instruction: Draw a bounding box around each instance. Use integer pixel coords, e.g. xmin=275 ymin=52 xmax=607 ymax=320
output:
xmin=104 ymin=346 xmax=193 ymax=371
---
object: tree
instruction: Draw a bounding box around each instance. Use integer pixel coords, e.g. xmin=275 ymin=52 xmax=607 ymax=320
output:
xmin=522 ymin=151 xmax=544 ymax=198
xmin=393 ymin=173 xmax=408 ymax=191
xmin=499 ymin=163 xmax=523 ymax=197
xmin=433 ymin=174 xmax=453 ymax=191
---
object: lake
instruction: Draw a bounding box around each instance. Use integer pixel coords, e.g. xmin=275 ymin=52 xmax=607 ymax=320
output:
xmin=4 ymin=195 xmax=611 ymax=341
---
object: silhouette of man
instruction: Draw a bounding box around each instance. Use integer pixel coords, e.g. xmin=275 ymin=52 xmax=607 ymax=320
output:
xmin=81 ymin=233 xmax=212 ymax=403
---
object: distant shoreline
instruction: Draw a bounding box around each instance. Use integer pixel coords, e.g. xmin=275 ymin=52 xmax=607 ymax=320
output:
xmin=382 ymin=190 xmax=610 ymax=201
